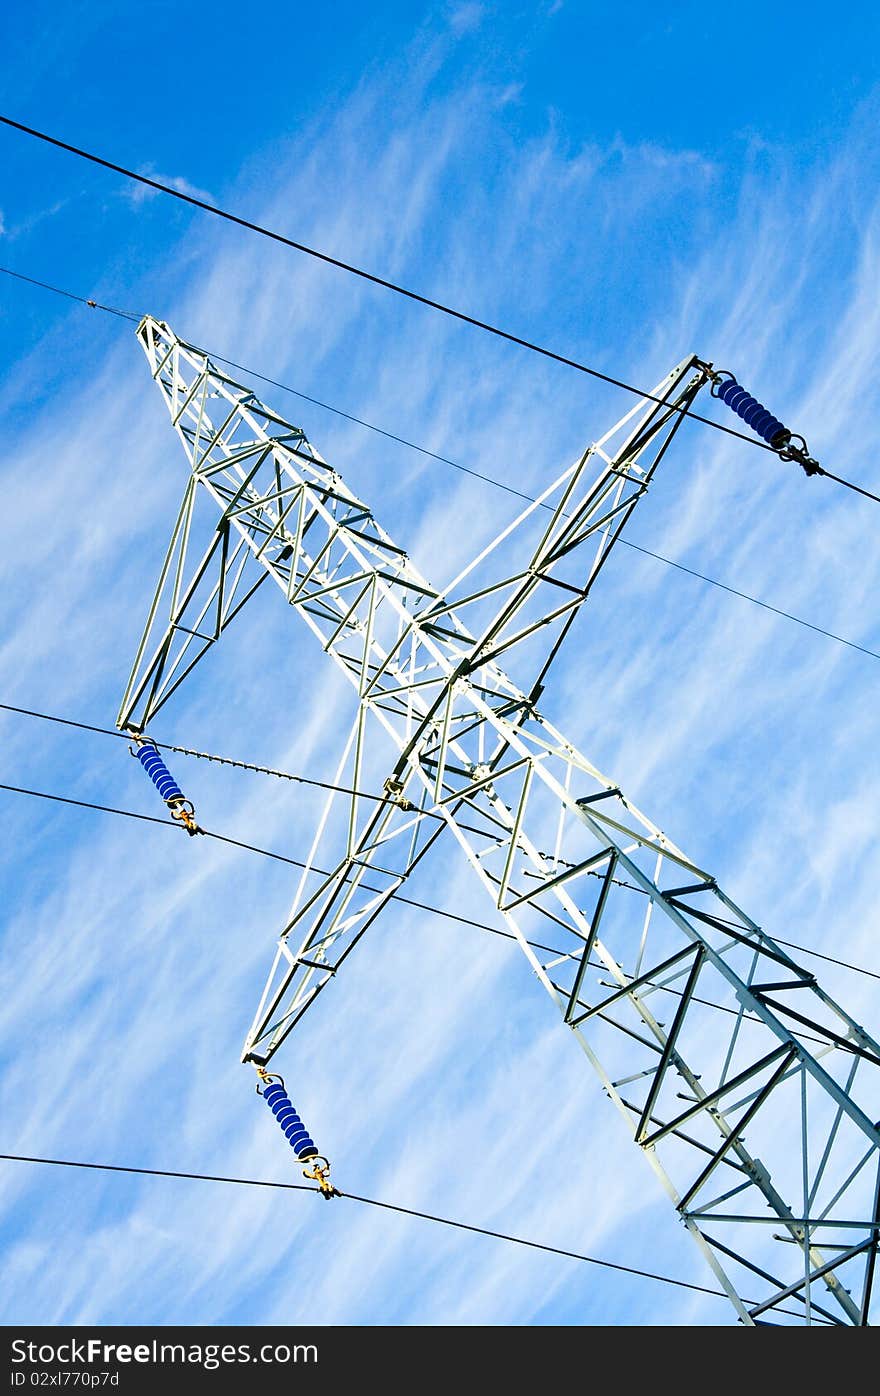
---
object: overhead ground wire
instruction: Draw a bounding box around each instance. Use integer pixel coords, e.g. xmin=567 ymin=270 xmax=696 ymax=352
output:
xmin=0 ymin=121 xmax=878 ymax=506
xmin=0 ymin=1151 xmax=829 ymax=1318
xmin=0 ymin=770 xmax=875 ymax=986
xmin=1 ymin=265 xmax=877 ymax=665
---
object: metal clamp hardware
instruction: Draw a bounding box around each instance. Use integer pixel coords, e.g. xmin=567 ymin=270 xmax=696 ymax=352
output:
xmin=383 ymin=776 xmax=416 ymax=811
xmin=256 ymin=1067 xmax=338 ymax=1198
xmin=130 ymin=734 xmax=203 ymax=836
xmin=302 ymin=1158 xmax=341 ymax=1200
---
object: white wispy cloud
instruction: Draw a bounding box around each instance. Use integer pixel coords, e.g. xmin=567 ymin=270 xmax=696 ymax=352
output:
xmin=448 ymin=3 xmax=485 ymax=36
xmin=123 ymin=169 xmax=215 ymax=208
xmin=1 ymin=37 xmax=878 ymax=1330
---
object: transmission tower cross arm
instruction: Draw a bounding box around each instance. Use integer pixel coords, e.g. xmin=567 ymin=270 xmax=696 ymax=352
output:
xmin=118 ymin=317 xmax=704 ymax=1057
xmin=123 ymin=317 xmax=880 ymax=1326
xmin=242 ymin=357 xmax=711 ymax=1062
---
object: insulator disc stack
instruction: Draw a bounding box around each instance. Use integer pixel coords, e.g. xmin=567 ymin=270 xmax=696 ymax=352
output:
xmin=262 ymin=1080 xmax=320 ymax=1160
xmin=137 ymin=742 xmax=186 ymax=807
xmin=715 ymin=377 xmax=791 ymax=450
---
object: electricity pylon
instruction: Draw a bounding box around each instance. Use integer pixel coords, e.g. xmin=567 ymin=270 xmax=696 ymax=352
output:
xmin=120 ymin=316 xmax=880 ymax=1326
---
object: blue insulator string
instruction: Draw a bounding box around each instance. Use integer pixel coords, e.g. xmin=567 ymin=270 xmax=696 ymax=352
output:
xmin=712 ymin=372 xmax=823 ymax=478
xmin=257 ymin=1072 xmax=338 ymax=1196
xmin=133 ymin=740 xmax=201 ymax=834
xmin=262 ymin=1080 xmax=319 ymax=1160
xmin=137 ymin=742 xmax=186 ymax=806
xmin=714 ymin=377 xmax=790 ymax=449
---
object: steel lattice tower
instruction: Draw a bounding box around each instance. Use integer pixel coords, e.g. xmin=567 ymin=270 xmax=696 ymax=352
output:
xmin=119 ymin=317 xmax=880 ymax=1326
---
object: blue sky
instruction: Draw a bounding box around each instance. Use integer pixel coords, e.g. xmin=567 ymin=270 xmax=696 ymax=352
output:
xmin=1 ymin=1 xmax=879 ymax=1326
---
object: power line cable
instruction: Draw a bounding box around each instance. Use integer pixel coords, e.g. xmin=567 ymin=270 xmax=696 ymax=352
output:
xmin=0 ymin=700 xmax=442 ymax=814
xmin=1 ymin=262 xmax=531 ymax=499
xmin=182 ymin=351 xmax=880 ymax=661
xmin=0 ymin=120 xmax=762 ymax=445
xmin=2 ymin=265 xmax=877 ymax=667
xmin=2 ymin=695 xmax=878 ymax=977
xmin=0 ymin=779 xmax=868 ymax=1196
xmin=0 ymin=776 xmax=876 ymax=985
xmin=616 ymin=543 xmax=880 ymax=661
xmin=0 ymin=1152 xmax=315 ymax=1192
xmin=169 ymin=349 xmax=880 ymax=663
xmin=0 ymin=1150 xmax=823 ymax=1316
xmin=0 ymin=776 xmax=523 ymax=943
xmin=2 ymin=115 xmax=878 ymax=506
xmin=0 ymin=764 xmax=841 ymax=1050
xmin=0 ymin=265 xmax=139 ymax=321
xmin=0 ymin=231 xmax=864 ymax=1317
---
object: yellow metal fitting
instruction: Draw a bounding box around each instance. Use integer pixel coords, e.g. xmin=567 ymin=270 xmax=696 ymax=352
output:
xmin=170 ymin=802 xmax=201 ymax=837
xmin=383 ymin=776 xmax=415 ymax=812
xmin=303 ymin=1159 xmax=340 ymax=1200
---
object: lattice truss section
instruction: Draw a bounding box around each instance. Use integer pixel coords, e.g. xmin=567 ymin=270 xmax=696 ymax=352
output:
xmin=120 ymin=317 xmax=880 ymax=1326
